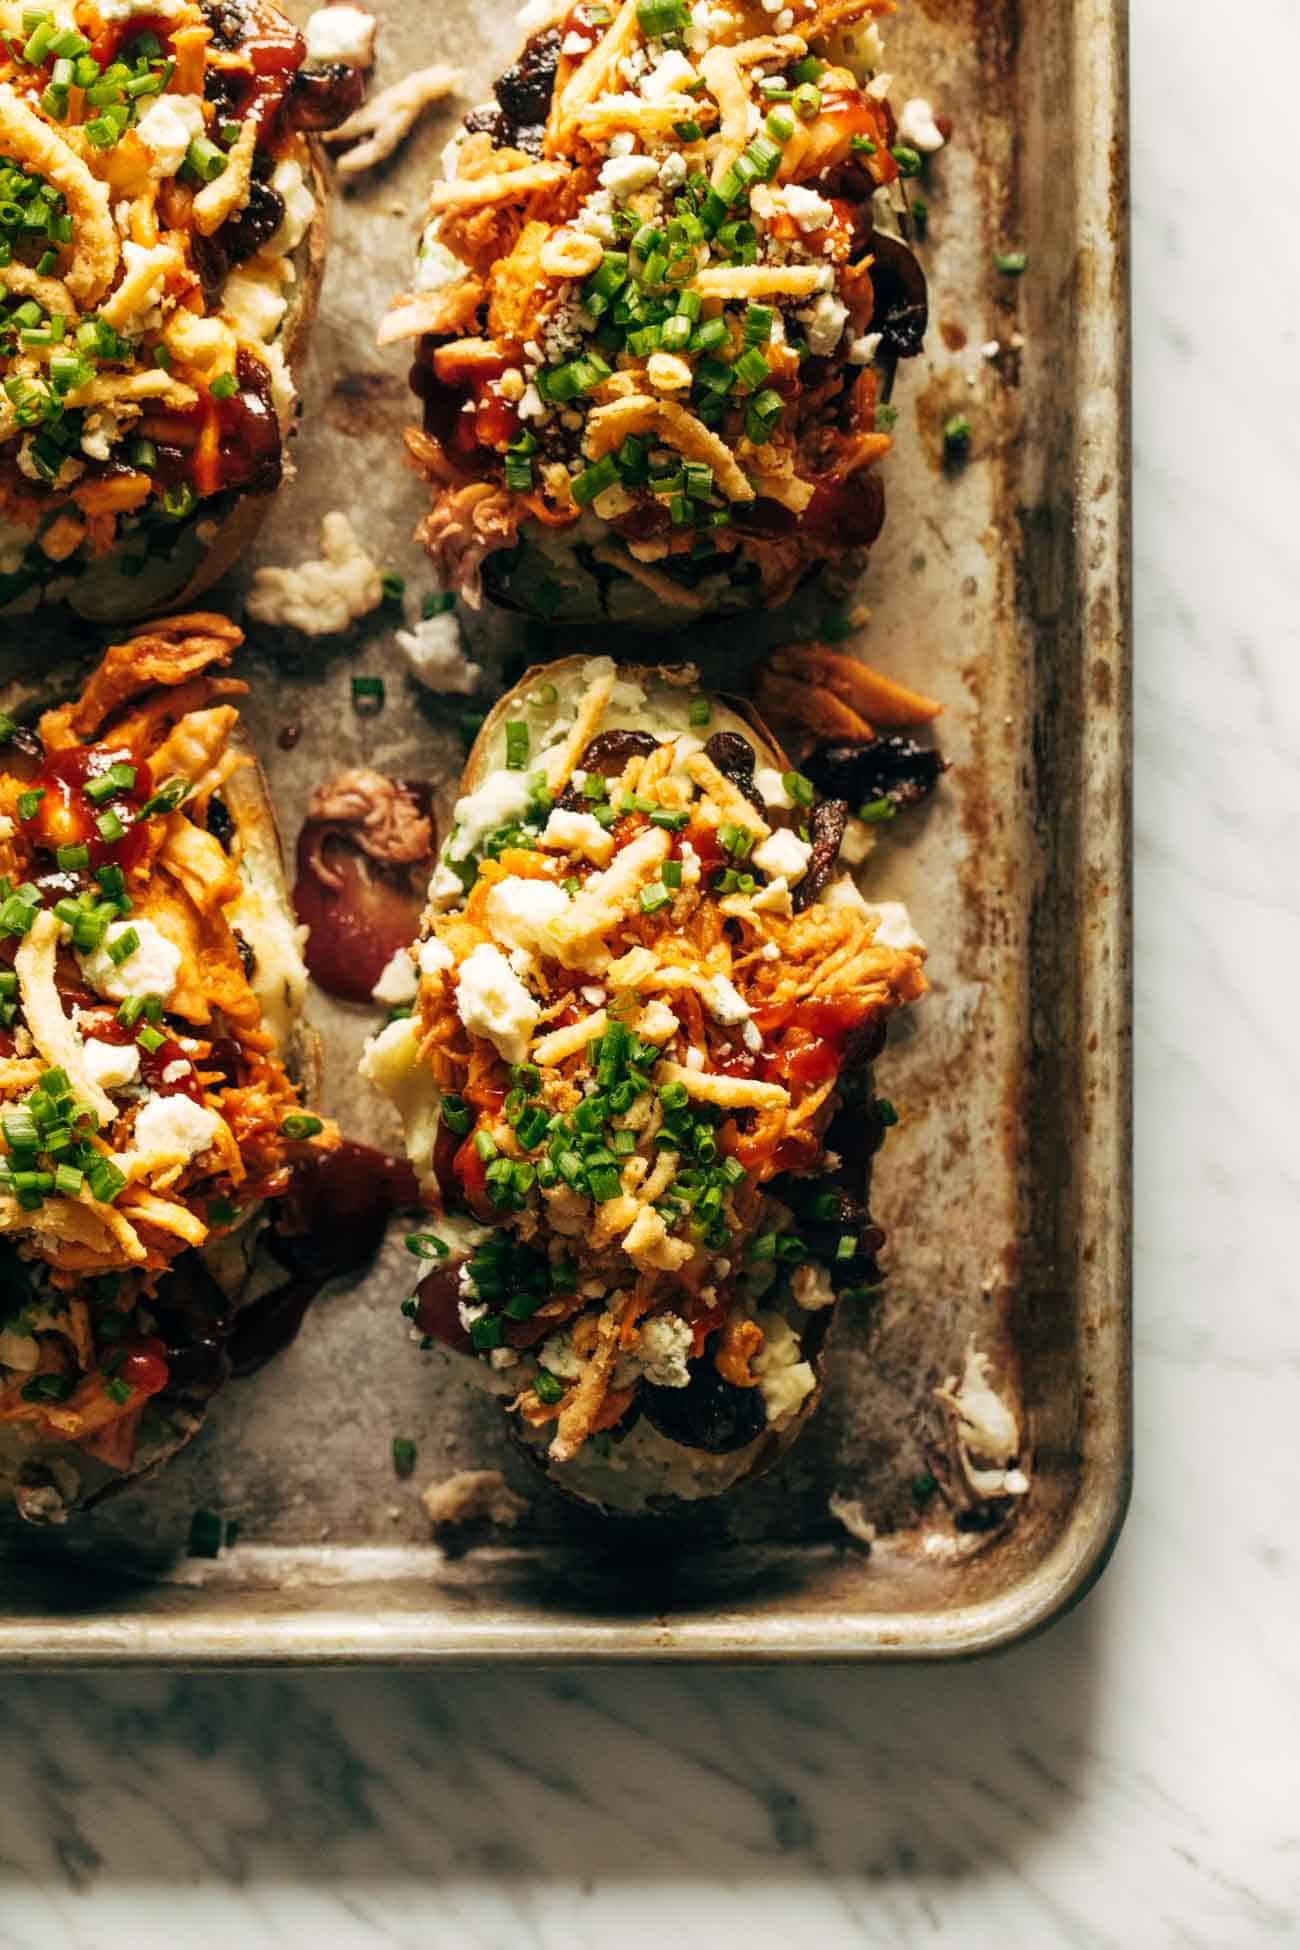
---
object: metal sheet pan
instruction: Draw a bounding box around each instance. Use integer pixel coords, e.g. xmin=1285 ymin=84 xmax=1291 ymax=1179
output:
xmin=0 ymin=0 xmax=1130 ymax=1662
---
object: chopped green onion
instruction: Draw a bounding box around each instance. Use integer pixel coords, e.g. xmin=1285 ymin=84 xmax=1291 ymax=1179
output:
xmin=782 ymin=770 xmax=814 ymax=807
xmin=16 ymin=789 xmax=43 ymax=822
xmin=406 ymin=1232 xmax=449 ymax=1259
xmin=534 ymin=1369 xmax=565 ymax=1405
xmin=185 ymin=135 xmax=227 ymax=183
xmin=135 ymin=1025 xmax=165 ymax=1054
xmin=635 ymin=0 xmax=687 ymax=31
xmin=890 ymin=144 xmax=923 ymax=176
xmin=791 ymin=82 xmax=821 ymax=119
xmin=351 ymin=675 xmax=385 ymax=715
xmin=282 ymin=1112 xmax=324 ymax=1140
xmin=943 ymin=413 xmax=972 ymax=457
xmin=392 ymin=1435 xmax=417 ymax=1477
xmin=731 ymin=345 xmax=770 ymax=392
xmin=209 ymin=370 xmax=237 ymax=400
xmin=85 ymin=761 xmax=136 ymax=804
xmin=86 ymin=1156 xmax=125 ymax=1204
xmin=994 ymin=248 xmax=1027 ymax=274
xmin=571 ymin=452 xmax=620 ymax=507
xmin=105 ymin=924 xmax=139 ymax=965
xmin=504 ymin=720 xmax=530 ymax=770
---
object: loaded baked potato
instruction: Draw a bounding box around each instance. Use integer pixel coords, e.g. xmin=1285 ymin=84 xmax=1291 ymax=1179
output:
xmin=0 ymin=0 xmax=364 ymax=624
xmin=362 ymin=653 xmax=927 ymax=1513
xmin=384 ymin=0 xmax=927 ymax=624
xmin=0 ymin=612 xmax=334 ymax=1522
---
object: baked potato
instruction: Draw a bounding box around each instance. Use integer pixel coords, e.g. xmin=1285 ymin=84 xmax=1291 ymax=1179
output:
xmin=384 ymin=0 xmax=927 ymax=625
xmin=0 ymin=0 xmax=365 ymax=625
xmin=362 ymin=653 xmax=927 ymax=1513
xmin=0 ymin=611 xmax=334 ymax=1523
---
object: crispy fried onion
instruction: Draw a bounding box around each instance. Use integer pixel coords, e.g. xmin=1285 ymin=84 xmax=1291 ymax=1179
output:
xmin=701 ymin=36 xmax=806 ymax=186
xmin=0 ymin=84 xmax=117 ymax=303
xmin=324 ymin=63 xmax=462 ymax=176
xmin=548 ymin=1298 xmax=629 ymax=1463
xmin=192 ymin=114 xmax=257 ymax=235
xmin=427 ymin=156 xmax=566 ymax=212
xmin=583 ymin=395 xmax=754 ymax=502
xmin=15 ymin=909 xmax=117 ymax=1125
xmin=0 ymin=258 xmax=76 ymax=318
xmin=0 ymin=1190 xmax=145 ymax=1268
xmin=98 ymin=239 xmax=182 ymax=331
xmin=547 ymin=0 xmax=641 ymax=146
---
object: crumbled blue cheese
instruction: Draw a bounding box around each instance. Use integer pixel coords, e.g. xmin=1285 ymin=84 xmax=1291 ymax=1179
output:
xmin=702 ymin=973 xmax=751 ymax=1026
xmin=371 ymin=947 xmax=418 ymax=1006
xmin=636 ymin=1311 xmax=694 ymax=1387
xmin=132 ymin=1093 xmax=221 ymax=1163
xmin=304 ymin=3 xmax=376 ymax=66
xmin=414 ymin=228 xmax=470 ymax=292
xmin=642 ymin=50 xmax=697 ymax=97
xmin=222 ymin=266 xmax=287 ymax=343
xmin=896 ymin=96 xmax=945 ymax=152
xmin=135 ymin=93 xmax=206 ymax=178
xmin=540 ymin=807 xmax=615 ymax=865
xmin=862 ymin=899 xmax=924 ymax=951
xmin=799 ymin=291 xmax=848 ymax=356
xmin=80 ymin=918 xmax=181 ymax=1004
xmin=246 ymin=512 xmax=383 ymax=635
xmin=418 ymin=936 xmax=454 ymax=976
xmin=754 ymin=765 xmax=792 ymax=810
xmin=455 ymin=942 xmax=539 ymax=1064
xmin=483 ymin=877 xmax=571 ymax=960
xmin=751 ymin=1311 xmax=816 ymax=1429
xmin=394 ymin=609 xmax=482 ymax=693
xmin=445 ymin=769 xmax=537 ymax=862
xmin=752 ymin=827 xmax=812 ymax=882
xmin=82 ymin=1037 xmax=141 ymax=1094
xmin=266 ymin=158 xmax=317 ymax=256
xmin=781 ymin=184 xmax=835 ymax=232
xmin=599 ymin=154 xmax=660 ymax=199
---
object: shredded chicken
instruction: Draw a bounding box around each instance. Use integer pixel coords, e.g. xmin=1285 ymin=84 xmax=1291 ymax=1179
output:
xmin=305 ymin=769 xmax=433 ymax=885
xmin=413 ymin=479 xmax=521 ymax=610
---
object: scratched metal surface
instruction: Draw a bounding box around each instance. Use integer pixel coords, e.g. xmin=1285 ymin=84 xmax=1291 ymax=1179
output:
xmin=0 ymin=0 xmax=1130 ymax=1661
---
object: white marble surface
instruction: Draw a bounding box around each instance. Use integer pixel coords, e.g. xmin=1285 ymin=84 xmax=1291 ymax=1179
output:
xmin=4 ymin=5 xmax=1299 ymax=1945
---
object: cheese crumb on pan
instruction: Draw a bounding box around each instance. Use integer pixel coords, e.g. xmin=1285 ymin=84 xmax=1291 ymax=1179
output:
xmin=247 ymin=513 xmax=384 ymax=635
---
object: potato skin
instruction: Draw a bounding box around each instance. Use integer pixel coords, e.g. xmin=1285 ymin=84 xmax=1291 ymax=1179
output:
xmin=461 ymin=656 xmax=856 ymax=1517
xmin=0 ymin=738 xmax=318 ymax=1523
xmin=28 ymin=144 xmax=331 ymax=629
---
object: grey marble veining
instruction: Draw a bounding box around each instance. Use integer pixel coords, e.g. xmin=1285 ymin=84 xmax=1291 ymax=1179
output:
xmin=4 ymin=0 xmax=1300 ymax=1943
